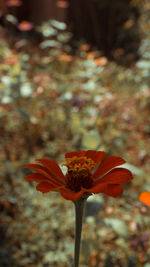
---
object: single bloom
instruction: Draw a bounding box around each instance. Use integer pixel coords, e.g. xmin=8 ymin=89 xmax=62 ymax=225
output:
xmin=56 ymin=1 xmax=69 ymax=8
xmin=79 ymin=43 xmax=90 ymax=52
xmin=6 ymin=0 xmax=22 ymax=7
xmin=25 ymin=150 xmax=133 ymax=201
xmin=139 ymin=192 xmax=150 ymax=206
xmin=94 ymin=57 xmax=108 ymax=67
xmin=58 ymin=53 xmax=72 ymax=63
xmin=17 ymin=20 xmax=33 ymax=31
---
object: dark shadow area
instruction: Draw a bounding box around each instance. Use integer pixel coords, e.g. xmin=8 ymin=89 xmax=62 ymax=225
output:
xmin=67 ymin=0 xmax=140 ymax=64
xmin=1 ymin=0 xmax=140 ymax=65
xmin=0 ymin=201 xmax=17 ymax=267
xmin=1 ymin=0 xmax=141 ymax=65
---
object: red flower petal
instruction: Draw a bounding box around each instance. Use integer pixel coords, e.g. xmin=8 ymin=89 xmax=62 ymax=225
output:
xmin=139 ymin=192 xmax=150 ymax=206
xmin=102 ymin=184 xmax=123 ymax=197
xmin=85 ymin=150 xmax=106 ymax=164
xmin=85 ymin=183 xmax=107 ymax=194
xmin=25 ymin=173 xmax=58 ymax=186
xmin=25 ymin=164 xmax=64 ymax=186
xmin=93 ymin=156 xmax=126 ymax=179
xmin=60 ymin=189 xmax=84 ymax=201
xmin=65 ymin=150 xmax=105 ymax=164
xmin=96 ymin=168 xmax=133 ymax=184
xmin=36 ymin=159 xmax=65 ymax=180
xmin=25 ymin=164 xmax=52 ymax=176
xmin=36 ymin=182 xmax=56 ymax=193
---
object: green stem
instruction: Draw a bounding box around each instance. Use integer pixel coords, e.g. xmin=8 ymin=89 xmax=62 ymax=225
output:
xmin=74 ymin=198 xmax=87 ymax=267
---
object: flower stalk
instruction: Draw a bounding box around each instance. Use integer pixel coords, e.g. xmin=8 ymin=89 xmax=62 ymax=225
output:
xmin=24 ymin=150 xmax=133 ymax=265
xmin=74 ymin=197 xmax=87 ymax=267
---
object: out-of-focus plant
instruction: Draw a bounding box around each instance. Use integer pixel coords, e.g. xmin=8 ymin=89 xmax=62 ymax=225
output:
xmin=37 ymin=20 xmax=72 ymax=50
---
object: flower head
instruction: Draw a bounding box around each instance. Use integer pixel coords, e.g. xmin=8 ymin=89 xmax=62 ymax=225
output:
xmin=79 ymin=43 xmax=90 ymax=52
xmin=56 ymin=1 xmax=69 ymax=8
xmin=58 ymin=53 xmax=72 ymax=62
xmin=6 ymin=0 xmax=22 ymax=7
xmin=25 ymin=150 xmax=133 ymax=201
xmin=139 ymin=192 xmax=150 ymax=206
xmin=17 ymin=20 xmax=33 ymax=31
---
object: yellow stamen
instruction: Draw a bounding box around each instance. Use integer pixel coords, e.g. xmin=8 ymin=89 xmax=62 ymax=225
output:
xmin=63 ymin=156 xmax=96 ymax=172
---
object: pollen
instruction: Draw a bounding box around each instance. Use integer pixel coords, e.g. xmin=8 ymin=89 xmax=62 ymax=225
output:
xmin=64 ymin=156 xmax=96 ymax=192
xmin=64 ymin=156 xmax=96 ymax=172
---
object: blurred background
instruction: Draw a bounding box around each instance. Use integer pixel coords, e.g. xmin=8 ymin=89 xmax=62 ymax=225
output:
xmin=0 ymin=0 xmax=150 ymax=266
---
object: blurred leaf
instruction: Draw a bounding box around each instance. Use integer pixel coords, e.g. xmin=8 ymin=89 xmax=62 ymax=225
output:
xmin=40 ymin=40 xmax=61 ymax=49
xmin=82 ymin=130 xmax=101 ymax=149
xmin=50 ymin=20 xmax=66 ymax=30
xmin=5 ymin=14 xmax=18 ymax=24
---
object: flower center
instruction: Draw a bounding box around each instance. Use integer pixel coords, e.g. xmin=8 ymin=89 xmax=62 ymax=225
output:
xmin=64 ymin=156 xmax=96 ymax=192
xmin=64 ymin=156 xmax=96 ymax=172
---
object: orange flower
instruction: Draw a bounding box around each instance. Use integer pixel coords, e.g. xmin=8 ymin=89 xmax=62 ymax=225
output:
xmin=123 ymin=19 xmax=134 ymax=30
xmin=86 ymin=52 xmax=97 ymax=59
xmin=79 ymin=43 xmax=90 ymax=52
xmin=25 ymin=150 xmax=133 ymax=201
xmin=58 ymin=53 xmax=72 ymax=62
xmin=139 ymin=192 xmax=150 ymax=206
xmin=6 ymin=0 xmax=22 ymax=7
xmin=94 ymin=57 xmax=108 ymax=67
xmin=56 ymin=1 xmax=69 ymax=8
xmin=17 ymin=20 xmax=33 ymax=31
